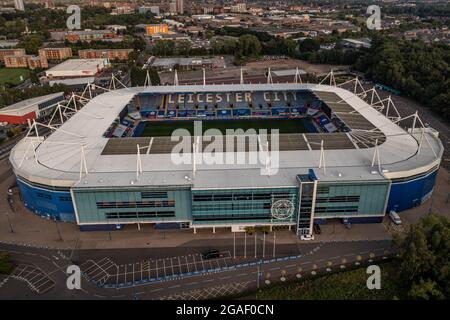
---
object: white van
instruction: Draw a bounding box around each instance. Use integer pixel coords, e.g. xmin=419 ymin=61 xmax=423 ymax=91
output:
xmin=389 ymin=210 xmax=402 ymax=225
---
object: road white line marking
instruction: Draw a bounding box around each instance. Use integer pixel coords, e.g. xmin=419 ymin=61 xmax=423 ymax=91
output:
xmin=269 ymin=267 xmax=280 ymax=271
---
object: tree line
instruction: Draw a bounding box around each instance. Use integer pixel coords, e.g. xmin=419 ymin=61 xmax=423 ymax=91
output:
xmin=0 ymin=84 xmax=68 ymax=109
xmin=354 ymin=34 xmax=450 ymax=121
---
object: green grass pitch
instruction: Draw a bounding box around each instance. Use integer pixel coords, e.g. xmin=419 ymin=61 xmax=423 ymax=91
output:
xmin=0 ymin=68 xmax=30 ymax=86
xmin=140 ymin=119 xmax=308 ymax=137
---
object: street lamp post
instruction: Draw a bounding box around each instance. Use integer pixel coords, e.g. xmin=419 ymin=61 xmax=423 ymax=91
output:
xmin=54 ymin=217 xmax=62 ymax=241
xmin=262 ymin=232 xmax=265 ymax=258
xmin=272 ymin=232 xmax=276 ymax=258
xmin=256 ymin=263 xmax=260 ymax=289
xmin=244 ymin=232 xmax=247 ymax=259
xmin=233 ymin=232 xmax=236 ymax=259
xmin=254 ymin=232 xmax=257 ymax=258
xmin=5 ymin=211 xmax=14 ymax=233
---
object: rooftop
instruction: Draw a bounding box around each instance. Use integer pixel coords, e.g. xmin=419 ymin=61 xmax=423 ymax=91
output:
xmin=0 ymin=92 xmax=64 ymax=113
xmin=9 ymin=83 xmax=443 ymax=190
xmin=46 ymin=59 xmax=108 ymax=72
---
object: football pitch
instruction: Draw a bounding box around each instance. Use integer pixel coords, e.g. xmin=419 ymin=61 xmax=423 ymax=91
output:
xmin=140 ymin=119 xmax=309 ymax=137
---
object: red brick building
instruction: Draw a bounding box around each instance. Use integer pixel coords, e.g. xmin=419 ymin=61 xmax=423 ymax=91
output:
xmin=4 ymin=55 xmax=48 ymax=69
xmin=78 ymin=49 xmax=133 ymax=61
xmin=38 ymin=47 xmax=73 ymax=61
xmin=0 ymin=48 xmax=26 ymax=62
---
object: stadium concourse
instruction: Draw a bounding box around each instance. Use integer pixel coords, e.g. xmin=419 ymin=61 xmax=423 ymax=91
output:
xmin=8 ymin=72 xmax=444 ymax=236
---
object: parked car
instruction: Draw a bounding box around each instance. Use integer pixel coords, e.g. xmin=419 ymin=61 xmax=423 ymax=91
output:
xmin=389 ymin=210 xmax=402 ymax=225
xmin=313 ymin=223 xmax=321 ymax=234
xmin=202 ymin=250 xmax=220 ymax=260
xmin=300 ymin=234 xmax=314 ymax=241
xmin=342 ymin=218 xmax=352 ymax=229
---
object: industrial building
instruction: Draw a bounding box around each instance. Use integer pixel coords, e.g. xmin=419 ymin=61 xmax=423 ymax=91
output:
xmin=150 ymin=57 xmax=225 ymax=71
xmin=45 ymin=58 xmax=109 ymax=79
xmin=0 ymin=92 xmax=64 ymax=125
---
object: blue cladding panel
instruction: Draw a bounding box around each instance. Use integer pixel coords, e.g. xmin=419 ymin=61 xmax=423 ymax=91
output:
xmin=16 ymin=178 xmax=76 ymax=222
xmin=387 ymin=168 xmax=438 ymax=213
xmin=347 ymin=216 xmax=383 ymax=224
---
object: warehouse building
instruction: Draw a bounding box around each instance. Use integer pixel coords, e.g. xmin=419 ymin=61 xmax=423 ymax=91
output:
xmin=45 ymin=58 xmax=109 ymax=79
xmin=0 ymin=92 xmax=64 ymax=125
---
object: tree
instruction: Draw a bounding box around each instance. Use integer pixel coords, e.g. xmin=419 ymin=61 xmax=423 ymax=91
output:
xmin=153 ymin=40 xmax=175 ymax=57
xmin=19 ymin=34 xmax=45 ymax=54
xmin=409 ymin=279 xmax=444 ymax=300
xmin=394 ymin=214 xmax=450 ymax=299
xmin=0 ymin=252 xmax=14 ymax=274
xmin=236 ymin=34 xmax=261 ymax=59
xmin=177 ymin=40 xmax=191 ymax=57
xmin=355 ymin=35 xmax=450 ymax=121
xmin=148 ymin=68 xmax=160 ymax=86
xmin=130 ymin=66 xmax=146 ymax=87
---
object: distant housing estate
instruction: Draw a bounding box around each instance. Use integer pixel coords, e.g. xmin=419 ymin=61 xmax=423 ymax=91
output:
xmin=78 ymin=49 xmax=133 ymax=61
xmin=50 ymin=29 xmax=123 ymax=43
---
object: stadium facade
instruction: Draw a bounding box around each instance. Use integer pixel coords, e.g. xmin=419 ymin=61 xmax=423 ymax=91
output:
xmin=9 ymin=82 xmax=443 ymax=235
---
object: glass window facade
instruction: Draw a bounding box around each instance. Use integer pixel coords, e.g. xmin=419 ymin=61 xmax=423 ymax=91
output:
xmin=68 ymin=173 xmax=390 ymax=227
xmin=313 ymin=181 xmax=390 ymax=218
xmin=191 ymin=188 xmax=298 ymax=225
xmin=72 ymin=187 xmax=191 ymax=224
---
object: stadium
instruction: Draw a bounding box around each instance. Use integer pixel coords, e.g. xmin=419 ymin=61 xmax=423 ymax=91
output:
xmin=9 ymin=73 xmax=444 ymax=235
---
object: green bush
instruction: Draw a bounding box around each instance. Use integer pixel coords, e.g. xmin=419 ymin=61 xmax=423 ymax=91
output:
xmin=0 ymin=252 xmax=14 ymax=275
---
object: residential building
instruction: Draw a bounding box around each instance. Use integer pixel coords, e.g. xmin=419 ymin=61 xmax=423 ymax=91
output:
xmin=38 ymin=47 xmax=73 ymax=61
xmin=78 ymin=49 xmax=133 ymax=61
xmin=138 ymin=6 xmax=160 ymax=15
xmin=0 ymin=48 xmax=25 ymax=62
xmin=170 ymin=0 xmax=184 ymax=14
xmin=14 ymin=0 xmax=25 ymax=11
xmin=4 ymin=54 xmax=48 ymax=69
xmin=146 ymin=24 xmax=169 ymax=36
xmin=65 ymin=30 xmax=118 ymax=43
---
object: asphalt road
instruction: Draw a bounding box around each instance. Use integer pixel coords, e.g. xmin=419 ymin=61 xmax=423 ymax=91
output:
xmin=0 ymin=239 xmax=396 ymax=300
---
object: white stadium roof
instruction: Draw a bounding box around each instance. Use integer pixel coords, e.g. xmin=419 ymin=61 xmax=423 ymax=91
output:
xmin=10 ymin=83 xmax=443 ymax=190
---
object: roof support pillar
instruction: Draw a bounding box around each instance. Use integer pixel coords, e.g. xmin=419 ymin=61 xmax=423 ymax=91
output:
xmin=318 ymin=140 xmax=326 ymax=175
